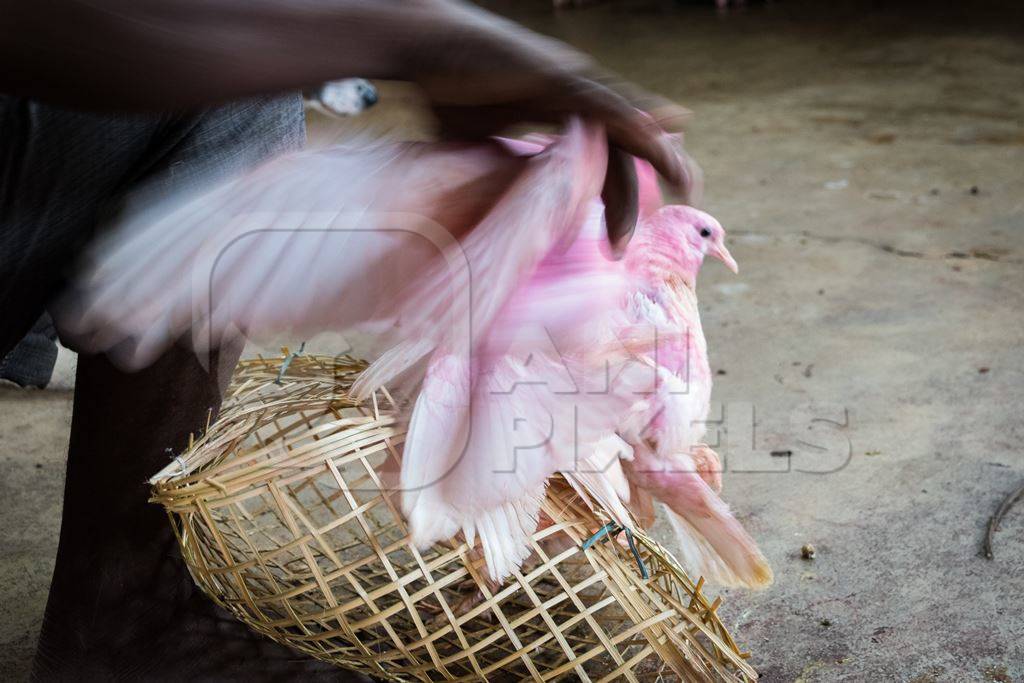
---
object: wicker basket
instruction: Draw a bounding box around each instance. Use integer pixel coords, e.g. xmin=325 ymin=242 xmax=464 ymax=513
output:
xmin=150 ymin=354 xmax=757 ymax=682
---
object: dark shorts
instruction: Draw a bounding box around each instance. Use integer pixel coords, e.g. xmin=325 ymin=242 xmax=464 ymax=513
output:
xmin=0 ymin=94 xmax=306 ymax=359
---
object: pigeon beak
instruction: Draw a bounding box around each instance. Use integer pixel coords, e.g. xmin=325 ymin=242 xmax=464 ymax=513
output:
xmin=711 ymin=242 xmax=739 ymax=273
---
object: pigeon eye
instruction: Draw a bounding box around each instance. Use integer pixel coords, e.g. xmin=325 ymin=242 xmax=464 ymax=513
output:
xmin=699 ymin=227 xmax=712 ymax=238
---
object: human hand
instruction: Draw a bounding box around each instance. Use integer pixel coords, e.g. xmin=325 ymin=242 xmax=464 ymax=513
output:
xmin=403 ymin=1 xmax=701 ymax=251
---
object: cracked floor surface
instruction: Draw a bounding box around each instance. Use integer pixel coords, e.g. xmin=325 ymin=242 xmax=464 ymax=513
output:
xmin=2 ymin=1 xmax=1022 ymax=680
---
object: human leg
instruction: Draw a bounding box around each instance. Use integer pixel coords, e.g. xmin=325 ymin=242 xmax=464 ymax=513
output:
xmin=1 ymin=95 xmax=357 ymax=679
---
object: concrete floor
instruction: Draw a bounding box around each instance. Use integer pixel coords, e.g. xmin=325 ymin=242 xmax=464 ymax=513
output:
xmin=2 ymin=1 xmax=1023 ymax=680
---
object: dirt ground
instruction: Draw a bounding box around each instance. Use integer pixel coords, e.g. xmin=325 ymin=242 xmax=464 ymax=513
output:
xmin=2 ymin=1 xmax=1022 ymax=680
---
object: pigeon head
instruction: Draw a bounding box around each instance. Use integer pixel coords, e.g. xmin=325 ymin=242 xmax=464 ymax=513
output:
xmin=670 ymin=205 xmax=738 ymax=274
xmin=633 ymin=205 xmax=738 ymax=285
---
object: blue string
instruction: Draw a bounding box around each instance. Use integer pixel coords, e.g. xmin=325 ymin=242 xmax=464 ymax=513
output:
xmin=275 ymin=341 xmax=307 ymax=385
xmin=623 ymin=528 xmax=649 ymax=580
xmin=580 ymin=521 xmax=649 ymax=579
xmin=581 ymin=522 xmax=619 ymax=550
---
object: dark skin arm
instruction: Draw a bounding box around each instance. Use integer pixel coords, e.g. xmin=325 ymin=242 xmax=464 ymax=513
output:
xmin=1 ymin=0 xmax=698 ymax=248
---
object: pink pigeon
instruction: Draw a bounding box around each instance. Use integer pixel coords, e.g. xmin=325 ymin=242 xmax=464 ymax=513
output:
xmin=356 ymin=138 xmax=771 ymax=586
xmin=355 ymin=201 xmax=772 ymax=589
xmin=459 ymin=144 xmax=771 ymax=587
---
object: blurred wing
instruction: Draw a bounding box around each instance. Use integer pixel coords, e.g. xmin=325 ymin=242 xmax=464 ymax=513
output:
xmin=55 ymin=139 xmax=529 ymax=368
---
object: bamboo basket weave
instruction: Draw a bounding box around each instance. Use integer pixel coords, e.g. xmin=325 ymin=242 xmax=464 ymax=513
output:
xmin=150 ymin=354 xmax=757 ymax=682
